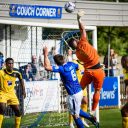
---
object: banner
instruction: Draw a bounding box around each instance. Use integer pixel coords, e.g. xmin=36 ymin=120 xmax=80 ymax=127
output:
xmin=10 ymin=4 xmax=62 ymax=19
xmin=99 ymin=77 xmax=120 ymax=107
xmin=24 ymin=80 xmax=60 ymax=114
xmin=91 ymin=77 xmax=120 ymax=107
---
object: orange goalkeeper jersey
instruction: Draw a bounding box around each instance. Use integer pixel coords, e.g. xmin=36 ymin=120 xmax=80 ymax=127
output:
xmin=76 ymin=35 xmax=99 ymax=69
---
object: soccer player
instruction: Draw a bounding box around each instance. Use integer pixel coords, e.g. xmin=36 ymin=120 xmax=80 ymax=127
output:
xmin=121 ymin=54 xmax=128 ymax=128
xmin=69 ymin=54 xmax=89 ymax=128
xmin=0 ymin=58 xmax=26 ymax=128
xmin=43 ymin=46 xmax=99 ymax=128
xmin=67 ymin=10 xmax=105 ymax=115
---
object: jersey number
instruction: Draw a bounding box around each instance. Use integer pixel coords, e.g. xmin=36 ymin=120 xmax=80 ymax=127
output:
xmin=71 ymin=70 xmax=77 ymax=81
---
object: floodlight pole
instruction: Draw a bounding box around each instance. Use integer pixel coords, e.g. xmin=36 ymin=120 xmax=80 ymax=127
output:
xmin=108 ymin=37 xmax=110 ymax=77
xmin=107 ymin=27 xmax=111 ymax=77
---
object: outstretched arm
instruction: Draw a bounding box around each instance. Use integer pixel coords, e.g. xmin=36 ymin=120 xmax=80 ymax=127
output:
xmin=77 ymin=10 xmax=86 ymax=38
xmin=43 ymin=47 xmax=52 ymax=71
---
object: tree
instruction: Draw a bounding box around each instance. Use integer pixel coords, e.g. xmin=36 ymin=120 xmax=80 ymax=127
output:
xmin=97 ymin=26 xmax=128 ymax=56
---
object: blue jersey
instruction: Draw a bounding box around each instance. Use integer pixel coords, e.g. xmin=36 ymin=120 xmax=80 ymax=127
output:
xmin=52 ymin=62 xmax=82 ymax=95
xmin=0 ymin=55 xmax=4 ymax=69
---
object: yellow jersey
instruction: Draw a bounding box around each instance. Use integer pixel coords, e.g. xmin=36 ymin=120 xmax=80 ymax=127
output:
xmin=123 ymin=68 xmax=128 ymax=80
xmin=72 ymin=59 xmax=84 ymax=82
xmin=73 ymin=59 xmax=87 ymax=97
xmin=0 ymin=68 xmax=22 ymax=92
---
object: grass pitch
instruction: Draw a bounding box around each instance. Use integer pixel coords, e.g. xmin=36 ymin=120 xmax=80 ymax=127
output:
xmin=3 ymin=108 xmax=122 ymax=128
xmin=98 ymin=109 xmax=122 ymax=128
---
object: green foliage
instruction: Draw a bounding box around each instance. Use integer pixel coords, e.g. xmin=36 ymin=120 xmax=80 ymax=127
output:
xmin=97 ymin=26 xmax=128 ymax=56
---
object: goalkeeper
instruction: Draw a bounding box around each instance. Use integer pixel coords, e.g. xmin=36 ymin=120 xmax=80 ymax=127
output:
xmin=43 ymin=46 xmax=99 ymax=128
xmin=67 ymin=10 xmax=105 ymax=115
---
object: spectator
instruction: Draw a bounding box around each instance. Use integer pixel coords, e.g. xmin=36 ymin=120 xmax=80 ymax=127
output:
xmin=0 ymin=52 xmax=4 ymax=69
xmin=65 ymin=49 xmax=73 ymax=62
xmin=48 ymin=47 xmax=56 ymax=79
xmin=19 ymin=65 xmax=27 ymax=76
xmin=103 ymin=48 xmax=118 ymax=76
xmin=30 ymin=55 xmax=42 ymax=80
xmin=31 ymin=55 xmax=38 ymax=77
xmin=38 ymin=55 xmax=43 ymax=75
xmin=38 ymin=50 xmax=48 ymax=79
xmin=19 ymin=55 xmax=41 ymax=81
xmin=48 ymin=47 xmax=56 ymax=65
xmin=23 ymin=63 xmax=34 ymax=81
xmin=111 ymin=53 xmax=119 ymax=76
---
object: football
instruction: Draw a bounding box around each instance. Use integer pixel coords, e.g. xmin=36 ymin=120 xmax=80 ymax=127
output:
xmin=64 ymin=2 xmax=76 ymax=13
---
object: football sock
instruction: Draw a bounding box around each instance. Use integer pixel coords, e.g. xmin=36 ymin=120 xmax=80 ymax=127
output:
xmin=122 ymin=117 xmax=128 ymax=128
xmin=15 ymin=116 xmax=21 ymax=128
xmin=81 ymin=103 xmax=88 ymax=121
xmin=0 ymin=114 xmax=4 ymax=128
xmin=92 ymin=92 xmax=100 ymax=111
xmin=79 ymin=109 xmax=91 ymax=120
xmin=69 ymin=113 xmax=74 ymax=125
xmin=74 ymin=117 xmax=84 ymax=128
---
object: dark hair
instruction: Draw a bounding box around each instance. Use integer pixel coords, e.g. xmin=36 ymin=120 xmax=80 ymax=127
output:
xmin=53 ymin=54 xmax=65 ymax=66
xmin=5 ymin=58 xmax=14 ymax=63
xmin=67 ymin=38 xmax=76 ymax=50
xmin=121 ymin=55 xmax=128 ymax=68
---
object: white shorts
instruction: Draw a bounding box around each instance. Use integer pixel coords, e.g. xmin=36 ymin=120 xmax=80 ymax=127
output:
xmin=67 ymin=90 xmax=83 ymax=116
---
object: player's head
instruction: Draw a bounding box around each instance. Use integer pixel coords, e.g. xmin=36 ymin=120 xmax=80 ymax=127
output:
xmin=32 ymin=55 xmax=37 ymax=64
xmin=5 ymin=58 xmax=14 ymax=71
xmin=68 ymin=38 xmax=79 ymax=50
xmin=53 ymin=54 xmax=65 ymax=66
xmin=121 ymin=55 xmax=128 ymax=68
